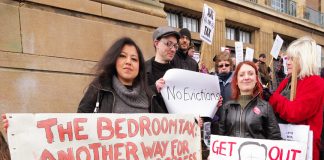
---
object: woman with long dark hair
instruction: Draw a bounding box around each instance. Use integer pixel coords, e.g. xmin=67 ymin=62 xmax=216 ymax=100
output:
xmin=77 ymin=37 xmax=166 ymax=113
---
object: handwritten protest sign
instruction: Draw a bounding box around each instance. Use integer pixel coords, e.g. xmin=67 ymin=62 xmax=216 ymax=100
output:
xmin=245 ymin=47 xmax=254 ymax=62
xmin=270 ymin=35 xmax=284 ymax=59
xmin=200 ymin=4 xmax=215 ymax=45
xmin=235 ymin=41 xmax=244 ymax=65
xmin=279 ymin=124 xmax=312 ymax=160
xmin=210 ymin=135 xmax=307 ymax=160
xmin=7 ymin=113 xmax=201 ymax=160
xmin=161 ymin=69 xmax=220 ymax=118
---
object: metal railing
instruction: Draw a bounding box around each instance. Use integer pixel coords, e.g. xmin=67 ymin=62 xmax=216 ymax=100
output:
xmin=244 ymin=0 xmax=258 ymax=3
xmin=304 ymin=7 xmax=324 ymax=27
xmin=266 ymin=0 xmax=296 ymax=17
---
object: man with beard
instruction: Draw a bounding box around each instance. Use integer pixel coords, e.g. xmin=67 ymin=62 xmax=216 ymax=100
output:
xmin=258 ymin=53 xmax=271 ymax=87
xmin=171 ymin=28 xmax=199 ymax=71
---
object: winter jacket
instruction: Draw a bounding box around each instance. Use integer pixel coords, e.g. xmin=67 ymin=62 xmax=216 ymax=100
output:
xmin=77 ymin=80 xmax=168 ymax=113
xmin=171 ymin=50 xmax=199 ymax=72
xmin=213 ymin=95 xmax=282 ymax=140
xmin=269 ymin=75 xmax=324 ymax=160
xmin=218 ymin=72 xmax=233 ymax=104
xmin=259 ymin=61 xmax=271 ymax=85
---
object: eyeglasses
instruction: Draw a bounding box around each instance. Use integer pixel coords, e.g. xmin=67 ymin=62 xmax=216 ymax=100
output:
xmin=218 ymin=64 xmax=230 ymax=68
xmin=160 ymin=40 xmax=179 ymax=50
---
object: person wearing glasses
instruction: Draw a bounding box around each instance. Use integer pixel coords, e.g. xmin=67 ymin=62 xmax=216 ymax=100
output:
xmin=215 ymin=52 xmax=234 ymax=104
xmin=171 ymin=28 xmax=199 ymax=72
xmin=145 ymin=26 xmax=180 ymax=88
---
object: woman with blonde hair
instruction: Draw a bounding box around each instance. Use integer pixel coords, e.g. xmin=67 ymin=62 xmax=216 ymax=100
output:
xmin=269 ymin=36 xmax=324 ymax=160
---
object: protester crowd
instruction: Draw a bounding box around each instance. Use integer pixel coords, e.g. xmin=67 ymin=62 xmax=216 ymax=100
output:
xmin=2 ymin=26 xmax=324 ymax=160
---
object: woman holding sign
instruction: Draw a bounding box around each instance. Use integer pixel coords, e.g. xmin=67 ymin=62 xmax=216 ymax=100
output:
xmin=268 ymin=36 xmax=324 ymax=160
xmin=213 ymin=61 xmax=281 ymax=139
xmin=1 ymin=38 xmax=167 ymax=133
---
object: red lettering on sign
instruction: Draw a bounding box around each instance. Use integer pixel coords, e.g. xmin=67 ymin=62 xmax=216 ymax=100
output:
xmin=97 ymin=117 xmax=114 ymax=140
xmin=125 ymin=142 xmax=138 ymax=160
xmin=152 ymin=118 xmax=161 ymax=135
xmin=76 ymin=146 xmax=91 ymax=160
xmin=127 ymin=118 xmax=139 ymax=137
xmin=74 ymin=118 xmax=88 ymax=140
xmin=89 ymin=143 xmax=101 ymax=160
xmin=115 ymin=118 xmax=126 ymax=139
xmin=139 ymin=116 xmax=152 ymax=137
xmin=211 ymin=140 xmax=236 ymax=157
xmin=102 ymin=144 xmax=113 ymax=160
xmin=269 ymin=146 xmax=302 ymax=160
xmin=57 ymin=122 xmax=73 ymax=142
xmin=40 ymin=149 xmax=56 ymax=160
xmin=113 ymin=143 xmax=123 ymax=160
xmin=58 ymin=148 xmax=74 ymax=159
xmin=37 ymin=118 xmax=57 ymax=144
xmin=161 ymin=117 xmax=169 ymax=134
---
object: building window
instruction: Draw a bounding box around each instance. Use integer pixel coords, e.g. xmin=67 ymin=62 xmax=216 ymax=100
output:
xmin=165 ymin=11 xmax=200 ymax=32
xmin=239 ymin=31 xmax=251 ymax=43
xmin=226 ymin=27 xmax=235 ymax=40
xmin=267 ymin=0 xmax=296 ymax=16
xmin=167 ymin=12 xmax=179 ymax=28
xmin=182 ymin=16 xmax=199 ymax=32
xmin=226 ymin=26 xmax=252 ymax=43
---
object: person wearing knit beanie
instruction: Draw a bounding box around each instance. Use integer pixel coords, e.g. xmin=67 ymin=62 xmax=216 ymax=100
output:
xmin=179 ymin=28 xmax=191 ymax=51
xmin=171 ymin=28 xmax=199 ymax=72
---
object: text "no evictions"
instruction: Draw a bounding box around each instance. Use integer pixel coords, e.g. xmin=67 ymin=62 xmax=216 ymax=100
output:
xmin=166 ymin=86 xmax=220 ymax=101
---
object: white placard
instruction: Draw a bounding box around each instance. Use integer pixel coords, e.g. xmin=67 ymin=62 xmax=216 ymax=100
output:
xmin=200 ymin=4 xmax=215 ymax=45
xmin=283 ymin=55 xmax=288 ymax=74
xmin=270 ymin=35 xmax=284 ymax=59
xmin=221 ymin=47 xmax=230 ymax=53
xmin=245 ymin=47 xmax=254 ymax=61
xmin=7 ymin=113 xmax=202 ymax=160
xmin=316 ymin=45 xmax=322 ymax=68
xmin=210 ymin=135 xmax=307 ymax=160
xmin=279 ymin=123 xmax=312 ymax=160
xmin=235 ymin=41 xmax=244 ymax=65
xmin=161 ymin=69 xmax=220 ymax=118
xmin=192 ymin=52 xmax=200 ymax=63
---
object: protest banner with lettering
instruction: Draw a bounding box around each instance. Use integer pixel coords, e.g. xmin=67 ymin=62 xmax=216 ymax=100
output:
xmin=279 ymin=124 xmax=312 ymax=160
xmin=161 ymin=69 xmax=220 ymax=118
xmin=200 ymin=4 xmax=215 ymax=45
xmin=209 ymin=135 xmax=307 ymax=160
xmin=270 ymin=35 xmax=284 ymax=59
xmin=7 ymin=113 xmax=201 ymax=160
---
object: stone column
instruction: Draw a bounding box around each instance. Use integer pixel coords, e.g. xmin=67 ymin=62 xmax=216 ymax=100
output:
xmin=296 ymin=0 xmax=306 ymax=19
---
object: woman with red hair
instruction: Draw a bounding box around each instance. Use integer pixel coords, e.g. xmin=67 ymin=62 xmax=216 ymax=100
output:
xmin=212 ymin=61 xmax=281 ymax=139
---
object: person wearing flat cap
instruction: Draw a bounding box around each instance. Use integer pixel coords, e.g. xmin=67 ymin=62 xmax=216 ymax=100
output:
xmin=171 ymin=28 xmax=199 ymax=72
xmin=145 ymin=26 xmax=180 ymax=88
xmin=145 ymin=26 xmax=180 ymax=113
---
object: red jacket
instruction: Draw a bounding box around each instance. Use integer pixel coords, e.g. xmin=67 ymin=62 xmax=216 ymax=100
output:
xmin=269 ymin=75 xmax=324 ymax=160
